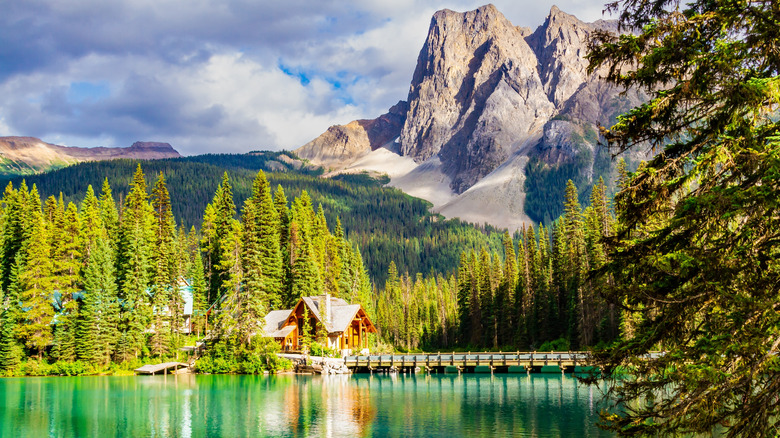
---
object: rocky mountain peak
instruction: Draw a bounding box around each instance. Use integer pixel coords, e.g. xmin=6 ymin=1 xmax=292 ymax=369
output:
xmin=399 ymin=4 xmax=557 ymax=192
xmin=525 ymin=6 xmax=597 ymax=107
xmin=295 ymin=5 xmax=646 ymax=229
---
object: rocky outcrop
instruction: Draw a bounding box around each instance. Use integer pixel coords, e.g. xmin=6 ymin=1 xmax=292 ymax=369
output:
xmin=0 ymin=136 xmax=181 ymax=175
xmin=296 ymin=101 xmax=407 ymax=169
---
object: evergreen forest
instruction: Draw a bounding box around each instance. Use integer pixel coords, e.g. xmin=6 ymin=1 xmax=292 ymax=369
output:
xmin=9 ymin=155 xmax=505 ymax=286
xmin=0 ymin=165 xmax=377 ymax=374
xmin=374 ymin=170 xmax=625 ymax=352
xmin=0 ymin=153 xmax=632 ymax=374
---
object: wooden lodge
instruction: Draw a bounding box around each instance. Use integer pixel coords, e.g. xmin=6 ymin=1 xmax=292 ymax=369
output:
xmin=263 ymin=294 xmax=376 ymax=355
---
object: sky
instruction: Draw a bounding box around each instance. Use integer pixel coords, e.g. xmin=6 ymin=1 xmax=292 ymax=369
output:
xmin=0 ymin=0 xmax=610 ymax=155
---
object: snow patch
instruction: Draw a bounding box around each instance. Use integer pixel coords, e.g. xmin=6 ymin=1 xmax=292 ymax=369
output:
xmin=388 ymin=156 xmax=457 ymax=208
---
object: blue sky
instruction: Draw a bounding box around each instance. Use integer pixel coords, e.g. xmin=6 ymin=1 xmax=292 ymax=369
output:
xmin=0 ymin=0 xmax=609 ymax=155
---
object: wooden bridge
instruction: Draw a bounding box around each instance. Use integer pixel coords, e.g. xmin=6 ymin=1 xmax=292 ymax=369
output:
xmin=134 ymin=362 xmax=191 ymax=375
xmin=344 ymin=352 xmax=663 ymax=374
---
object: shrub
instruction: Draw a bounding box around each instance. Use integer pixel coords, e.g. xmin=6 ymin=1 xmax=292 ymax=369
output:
xmin=195 ymin=356 xmax=215 ymax=374
xmin=238 ymin=354 xmax=265 ymax=374
xmin=310 ymin=343 xmax=338 ymax=358
xmin=537 ymin=338 xmax=571 ymax=352
xmin=211 ymin=357 xmax=237 ymax=374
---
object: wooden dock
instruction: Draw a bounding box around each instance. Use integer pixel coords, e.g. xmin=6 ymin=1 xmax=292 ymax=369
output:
xmin=134 ymin=362 xmax=191 ymax=375
xmin=344 ymin=352 xmax=663 ymax=374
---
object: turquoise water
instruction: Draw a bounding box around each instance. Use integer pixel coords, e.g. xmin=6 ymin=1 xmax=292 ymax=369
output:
xmin=0 ymin=373 xmax=612 ymax=437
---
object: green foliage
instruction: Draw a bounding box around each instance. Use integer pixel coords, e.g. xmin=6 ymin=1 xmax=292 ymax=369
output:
xmin=524 ymin=144 xmax=616 ymax=225
xmin=585 ymin=0 xmax=780 ymax=435
xmin=197 ymin=336 xmax=291 ymax=374
xmin=537 ymin=338 xmax=570 ymax=352
xmin=309 ymin=343 xmax=338 ymax=358
xmin=10 ymin=155 xmax=504 ymax=286
xmin=0 ymin=307 xmax=22 ymax=372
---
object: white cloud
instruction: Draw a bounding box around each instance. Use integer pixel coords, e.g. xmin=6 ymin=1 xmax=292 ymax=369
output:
xmin=0 ymin=0 xmax=609 ymax=155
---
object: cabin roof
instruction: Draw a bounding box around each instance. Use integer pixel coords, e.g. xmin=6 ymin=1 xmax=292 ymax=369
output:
xmin=267 ymin=325 xmax=296 ymax=339
xmin=263 ymin=309 xmax=292 ymax=335
xmin=262 ymin=295 xmax=376 ymax=338
xmin=329 ymin=304 xmax=362 ymax=333
xmin=300 ymin=295 xmax=362 ymax=333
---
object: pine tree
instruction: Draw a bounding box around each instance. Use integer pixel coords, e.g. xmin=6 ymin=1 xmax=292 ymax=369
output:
xmin=77 ymin=235 xmax=118 ymax=365
xmin=560 ymin=180 xmax=589 ymax=347
xmin=273 ymin=185 xmax=292 ymax=305
xmin=514 ymin=227 xmax=529 ymax=347
xmin=17 ymin=192 xmax=55 ymax=359
xmin=478 ymin=249 xmax=495 ymax=348
xmin=207 ymin=172 xmax=236 ymax=304
xmin=250 ymin=171 xmax=283 ymax=310
xmin=237 ymin=201 xmax=265 ymax=345
xmin=496 ymin=231 xmax=516 ymax=346
xmin=290 ymin=230 xmax=322 ymax=302
xmin=188 ymin=231 xmax=208 ymax=337
xmin=116 ymin=164 xmax=154 ymax=360
xmin=51 ymin=201 xmax=82 ymax=362
xmin=99 ymin=178 xmax=119 ymax=248
xmin=523 ymin=225 xmax=539 ymax=345
xmin=1 ymin=182 xmax=31 ymax=291
xmin=467 ymin=251 xmax=482 ymax=347
xmin=80 ymin=185 xmax=102 ymax=257
xmin=149 ymin=172 xmax=177 ymax=357
xmin=76 ymin=238 xmax=109 ymax=363
xmin=200 ymin=202 xmax=217 ymax=305
xmin=213 ymin=219 xmax=243 ymax=342
xmin=586 ymin=1 xmax=780 ymax=433
xmin=345 ymin=244 xmax=373 ymax=316
xmin=0 ymin=262 xmax=22 ymax=371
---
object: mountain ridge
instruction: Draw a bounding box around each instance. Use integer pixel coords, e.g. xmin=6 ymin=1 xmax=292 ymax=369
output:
xmin=0 ymin=136 xmax=182 ymax=176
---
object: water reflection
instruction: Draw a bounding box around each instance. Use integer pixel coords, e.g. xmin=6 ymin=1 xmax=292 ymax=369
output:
xmin=0 ymin=373 xmax=611 ymax=437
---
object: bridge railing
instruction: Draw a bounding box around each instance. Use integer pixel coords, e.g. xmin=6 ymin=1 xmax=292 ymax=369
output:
xmin=343 ymin=351 xmax=666 ymax=372
xmin=344 ymin=351 xmax=598 ymax=365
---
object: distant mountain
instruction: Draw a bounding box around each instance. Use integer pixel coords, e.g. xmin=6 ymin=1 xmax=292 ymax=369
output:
xmin=0 ymin=136 xmax=181 ymax=176
xmin=296 ymin=5 xmax=648 ymax=229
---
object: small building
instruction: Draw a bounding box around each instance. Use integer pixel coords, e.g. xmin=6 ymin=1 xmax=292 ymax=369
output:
xmin=148 ymin=279 xmax=196 ymax=334
xmin=263 ymin=294 xmax=376 ymax=355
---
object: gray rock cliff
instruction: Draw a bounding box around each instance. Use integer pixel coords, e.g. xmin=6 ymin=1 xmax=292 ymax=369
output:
xmin=295 ymin=5 xmax=647 ymax=228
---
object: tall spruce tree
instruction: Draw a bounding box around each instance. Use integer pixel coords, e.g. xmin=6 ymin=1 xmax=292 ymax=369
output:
xmin=206 ymin=172 xmax=236 ymax=305
xmin=1 ymin=182 xmax=31 ymax=291
xmin=99 ymin=178 xmax=119 ymax=245
xmin=249 ymin=171 xmax=283 ymax=310
xmin=0 ymin=260 xmax=22 ymax=371
xmin=51 ymin=201 xmax=82 ymax=362
xmin=116 ymin=164 xmax=154 ymax=360
xmin=496 ymin=231 xmax=517 ymax=346
xmin=237 ymin=201 xmax=265 ymax=344
xmin=188 ymin=229 xmax=208 ymax=337
xmin=149 ymin=172 xmax=177 ymax=357
xmin=17 ymin=187 xmax=54 ymax=359
xmin=78 ymin=234 xmax=119 ymax=364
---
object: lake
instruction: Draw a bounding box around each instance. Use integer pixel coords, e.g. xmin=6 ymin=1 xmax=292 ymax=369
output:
xmin=0 ymin=373 xmax=612 ymax=437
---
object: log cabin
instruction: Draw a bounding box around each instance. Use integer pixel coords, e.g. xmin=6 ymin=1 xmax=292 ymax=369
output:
xmin=263 ymin=294 xmax=376 ymax=354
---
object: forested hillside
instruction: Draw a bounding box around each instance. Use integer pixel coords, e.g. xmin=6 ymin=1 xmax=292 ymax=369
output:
xmin=8 ymin=154 xmax=505 ymax=285
xmin=374 ymin=170 xmax=624 ymax=352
